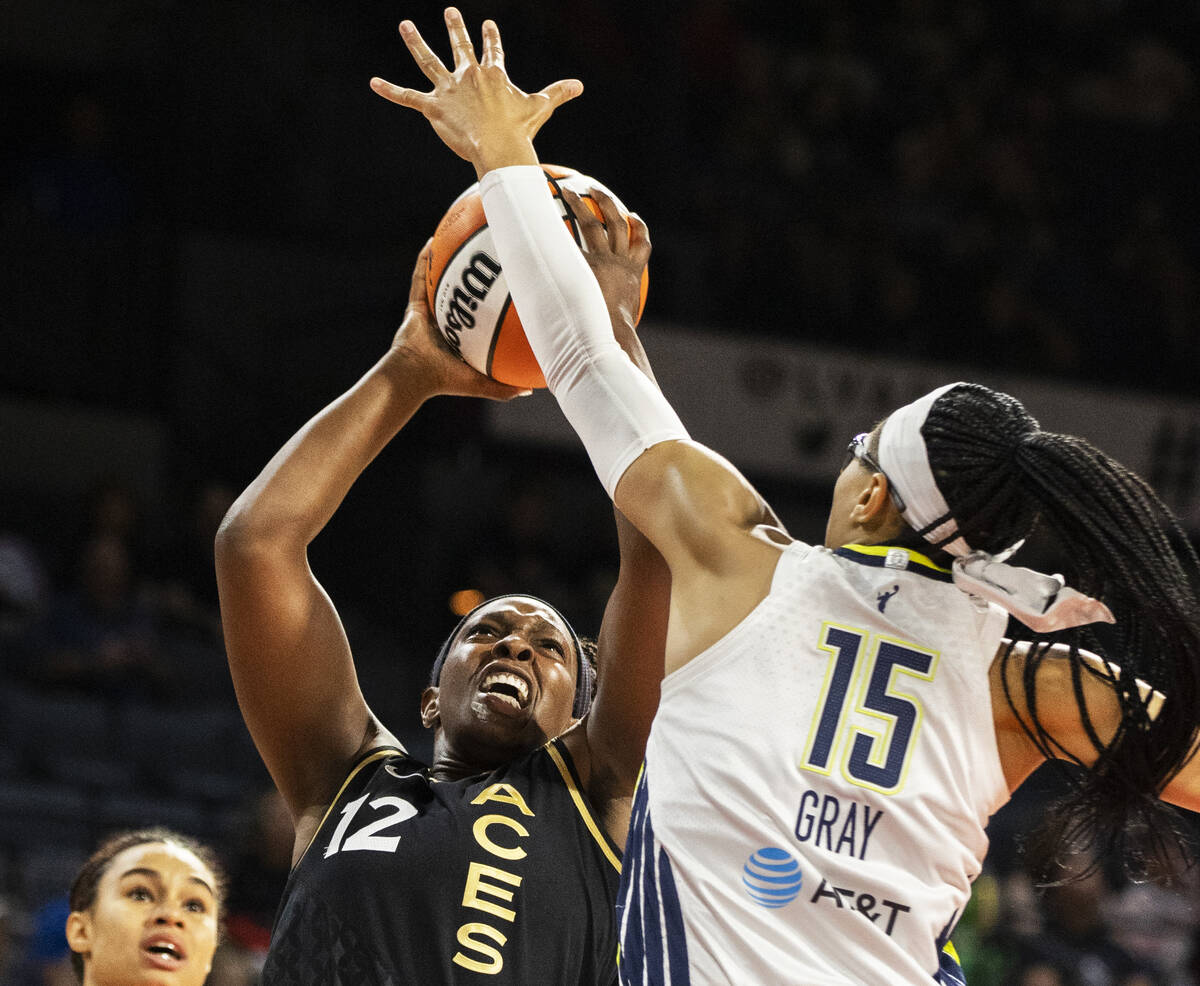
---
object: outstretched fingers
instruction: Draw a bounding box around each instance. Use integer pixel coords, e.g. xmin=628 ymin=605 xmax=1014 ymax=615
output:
xmin=369 ymin=76 xmax=432 ymax=113
xmin=399 ymin=19 xmax=449 ymax=84
xmin=479 ymin=19 xmax=504 ymax=69
xmin=538 ymin=78 xmax=585 ymax=113
xmin=443 ymin=7 xmax=478 ymax=70
xmin=375 ymin=12 xmax=582 ymax=168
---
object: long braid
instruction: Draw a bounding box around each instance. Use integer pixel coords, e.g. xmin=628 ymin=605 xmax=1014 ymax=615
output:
xmin=923 ymin=384 xmax=1200 ymax=880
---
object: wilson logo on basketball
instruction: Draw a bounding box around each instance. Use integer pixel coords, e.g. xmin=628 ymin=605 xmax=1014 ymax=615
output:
xmin=441 ymin=252 xmax=502 ymax=356
xmin=426 ymin=164 xmax=647 ymax=390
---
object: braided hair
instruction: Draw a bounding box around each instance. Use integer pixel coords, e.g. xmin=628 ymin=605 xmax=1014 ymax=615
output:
xmin=918 ymin=383 xmax=1200 ymax=880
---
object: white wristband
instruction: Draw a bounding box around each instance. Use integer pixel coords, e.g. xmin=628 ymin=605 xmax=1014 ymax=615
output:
xmin=480 ymin=166 xmax=688 ymax=498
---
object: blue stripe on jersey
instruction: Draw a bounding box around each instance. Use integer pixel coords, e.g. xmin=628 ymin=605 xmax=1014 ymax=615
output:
xmin=934 ymin=912 xmax=966 ymax=985
xmin=617 ymin=767 xmax=690 ymax=986
xmin=935 ymin=946 xmax=967 ymax=986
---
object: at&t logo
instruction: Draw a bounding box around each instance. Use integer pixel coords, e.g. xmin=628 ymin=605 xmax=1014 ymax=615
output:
xmin=741 ymin=847 xmax=803 ymax=908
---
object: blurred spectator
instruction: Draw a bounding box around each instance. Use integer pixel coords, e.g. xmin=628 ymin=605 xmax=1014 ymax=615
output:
xmin=220 ymin=788 xmax=294 ymax=977
xmin=151 ymin=479 xmax=234 ymax=645
xmin=3 ymin=88 xmax=147 ymax=407
xmin=1011 ymin=853 xmax=1144 ymax=986
xmin=20 ymin=896 xmax=73 ymax=986
xmin=48 ymin=477 xmax=149 ymax=592
xmin=75 ymin=477 xmax=144 ymax=558
xmin=0 ymin=895 xmax=14 ymax=986
xmin=1008 ymin=962 xmax=1069 ymax=986
xmin=24 ymin=93 xmax=134 ymax=238
xmin=1103 ymin=871 xmax=1198 ymax=984
xmin=27 ymin=532 xmax=168 ymax=700
xmin=0 ymin=533 xmax=49 ymax=655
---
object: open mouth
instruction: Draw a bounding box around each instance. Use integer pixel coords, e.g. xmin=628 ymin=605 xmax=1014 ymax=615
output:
xmin=143 ymin=937 xmax=186 ymax=970
xmin=480 ymin=669 xmax=532 ymax=710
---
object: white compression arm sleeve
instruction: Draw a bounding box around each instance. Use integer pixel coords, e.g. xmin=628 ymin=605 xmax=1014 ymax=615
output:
xmin=479 ymin=165 xmax=688 ymax=499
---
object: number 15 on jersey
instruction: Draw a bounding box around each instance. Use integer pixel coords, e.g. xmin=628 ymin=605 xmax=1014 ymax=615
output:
xmin=800 ymin=623 xmax=939 ymax=796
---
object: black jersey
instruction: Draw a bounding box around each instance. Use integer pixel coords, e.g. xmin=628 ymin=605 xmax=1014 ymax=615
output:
xmin=262 ymin=737 xmax=622 ymax=985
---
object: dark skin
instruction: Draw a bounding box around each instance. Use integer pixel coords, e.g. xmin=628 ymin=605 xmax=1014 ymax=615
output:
xmin=215 ymin=203 xmax=668 ymax=865
xmin=419 ymin=596 xmax=579 ymax=777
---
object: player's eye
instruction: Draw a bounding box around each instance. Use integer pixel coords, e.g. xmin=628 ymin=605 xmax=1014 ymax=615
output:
xmin=184 ymin=898 xmax=208 ymax=914
xmin=127 ymin=886 xmax=154 ymax=902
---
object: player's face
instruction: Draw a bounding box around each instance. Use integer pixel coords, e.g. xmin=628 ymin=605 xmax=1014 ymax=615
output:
xmin=429 ymin=596 xmax=579 ymax=764
xmin=66 ymin=842 xmax=219 ymax=986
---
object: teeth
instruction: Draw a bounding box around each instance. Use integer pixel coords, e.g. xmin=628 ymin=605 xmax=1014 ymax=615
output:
xmin=148 ymin=942 xmax=180 ymax=957
xmin=483 ymin=671 xmax=529 ymax=703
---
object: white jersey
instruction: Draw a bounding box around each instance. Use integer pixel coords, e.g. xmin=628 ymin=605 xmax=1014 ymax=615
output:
xmin=617 ymin=542 xmax=1010 ymax=986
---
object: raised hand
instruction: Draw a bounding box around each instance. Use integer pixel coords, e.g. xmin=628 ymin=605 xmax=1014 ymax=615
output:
xmin=370 ymin=8 xmax=583 ymax=178
xmin=391 ymin=240 xmax=530 ymax=401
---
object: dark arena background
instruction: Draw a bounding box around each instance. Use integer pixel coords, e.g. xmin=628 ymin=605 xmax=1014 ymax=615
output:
xmin=1 ymin=1 xmax=1198 ymax=983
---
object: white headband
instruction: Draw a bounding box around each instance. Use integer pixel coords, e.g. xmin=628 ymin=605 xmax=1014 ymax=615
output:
xmin=877 ymin=382 xmax=971 ymax=557
xmin=874 ymin=383 xmax=1115 ymax=633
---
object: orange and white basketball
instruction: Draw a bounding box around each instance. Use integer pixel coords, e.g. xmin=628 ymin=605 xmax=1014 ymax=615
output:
xmin=426 ymin=165 xmax=649 ymax=390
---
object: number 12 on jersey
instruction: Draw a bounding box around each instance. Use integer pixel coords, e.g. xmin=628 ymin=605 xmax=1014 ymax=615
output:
xmin=800 ymin=624 xmax=938 ymax=795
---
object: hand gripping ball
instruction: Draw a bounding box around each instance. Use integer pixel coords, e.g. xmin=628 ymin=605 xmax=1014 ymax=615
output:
xmin=426 ymin=165 xmax=649 ymax=390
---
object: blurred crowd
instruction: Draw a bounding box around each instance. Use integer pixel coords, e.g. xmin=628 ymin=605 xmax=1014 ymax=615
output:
xmin=2 ymin=0 xmax=1199 ymax=982
xmin=3 ymin=0 xmax=1198 ymax=413
xmin=651 ymin=0 xmax=1198 ymax=396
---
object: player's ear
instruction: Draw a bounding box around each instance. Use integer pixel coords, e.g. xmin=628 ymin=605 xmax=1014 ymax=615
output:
xmin=420 ymin=686 xmax=440 ymax=728
xmin=65 ymin=910 xmax=92 ymax=958
xmin=851 ymin=475 xmax=905 ymax=537
xmin=847 ymin=471 xmax=883 ymax=520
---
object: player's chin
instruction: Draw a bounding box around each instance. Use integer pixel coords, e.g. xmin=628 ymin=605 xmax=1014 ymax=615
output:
xmin=470 ymin=697 xmax=537 ymax=739
xmin=470 ymin=699 xmax=559 ymax=751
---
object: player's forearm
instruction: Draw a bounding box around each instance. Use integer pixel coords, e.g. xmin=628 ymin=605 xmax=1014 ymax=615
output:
xmin=218 ymin=347 xmax=432 ymax=550
xmin=478 ymin=165 xmax=687 ymax=501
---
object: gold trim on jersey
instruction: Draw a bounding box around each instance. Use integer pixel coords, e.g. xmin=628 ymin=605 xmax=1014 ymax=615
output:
xmin=545 ymin=741 xmax=622 ymax=873
xmin=297 ymin=747 xmax=403 ymax=865
xmin=838 ymin=543 xmax=950 ymax=573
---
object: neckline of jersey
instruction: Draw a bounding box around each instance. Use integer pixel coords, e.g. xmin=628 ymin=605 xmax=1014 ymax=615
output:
xmin=834 ymin=543 xmax=954 ymax=581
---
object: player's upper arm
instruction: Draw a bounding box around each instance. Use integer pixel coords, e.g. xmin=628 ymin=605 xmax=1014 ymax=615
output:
xmin=991 ymin=640 xmax=1166 ymax=791
xmin=582 ymin=510 xmax=670 ymax=807
xmin=612 ymin=438 xmax=788 ymax=677
xmin=214 ymin=510 xmax=390 ymax=817
xmin=1161 ymin=741 xmax=1200 ymax=813
xmin=613 ymin=439 xmax=776 ymax=577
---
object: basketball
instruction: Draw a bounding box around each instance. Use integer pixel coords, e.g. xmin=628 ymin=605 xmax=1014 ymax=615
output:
xmin=426 ymin=164 xmax=649 ymax=389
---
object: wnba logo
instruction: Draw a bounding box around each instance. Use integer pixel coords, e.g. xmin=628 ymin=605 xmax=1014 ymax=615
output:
xmin=742 ymin=847 xmax=803 ymax=908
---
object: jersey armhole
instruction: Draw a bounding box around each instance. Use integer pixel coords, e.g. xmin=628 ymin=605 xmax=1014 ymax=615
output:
xmin=545 ymin=738 xmax=623 ymax=873
xmin=294 ymin=746 xmax=405 ymax=868
xmin=662 ymin=540 xmax=808 ymax=696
